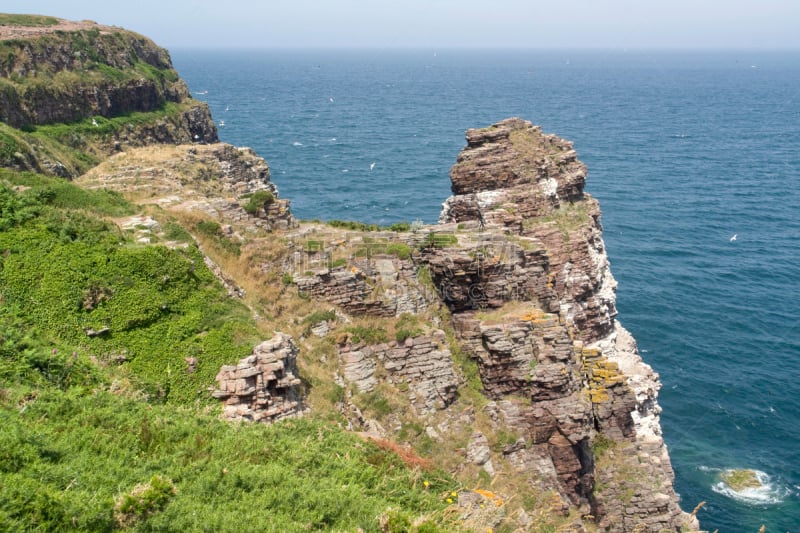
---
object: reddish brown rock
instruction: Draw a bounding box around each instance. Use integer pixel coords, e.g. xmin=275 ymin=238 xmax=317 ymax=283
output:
xmin=213 ymin=333 xmax=304 ymax=423
xmin=421 ymin=118 xmax=696 ymax=530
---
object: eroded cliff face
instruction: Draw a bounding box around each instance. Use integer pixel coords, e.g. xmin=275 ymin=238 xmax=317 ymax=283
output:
xmin=427 ymin=118 xmax=695 ymax=530
xmin=0 ymin=18 xmax=196 ymax=127
xmin=273 ymin=119 xmax=696 ymax=531
xmin=0 ymin=17 xmax=217 ymax=177
xmin=46 ymin=37 xmax=696 ymax=527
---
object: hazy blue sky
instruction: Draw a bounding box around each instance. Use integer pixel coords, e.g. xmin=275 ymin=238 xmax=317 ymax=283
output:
xmin=4 ymin=0 xmax=799 ymax=49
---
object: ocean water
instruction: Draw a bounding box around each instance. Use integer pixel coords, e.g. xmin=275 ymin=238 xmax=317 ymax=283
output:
xmin=172 ymin=49 xmax=800 ymax=532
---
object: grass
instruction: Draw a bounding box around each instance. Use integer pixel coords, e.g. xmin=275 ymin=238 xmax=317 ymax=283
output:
xmin=0 ymin=169 xmax=464 ymax=532
xmin=0 ymin=14 xmax=59 ymax=26
xmin=345 ymin=324 xmax=389 ymax=345
xmin=0 ymin=391 xmax=454 ymax=532
xmin=420 ymin=232 xmax=459 ymax=249
xmin=327 ymin=220 xmax=411 ymax=232
xmin=395 ymin=313 xmax=424 ymax=343
xmin=522 ymin=200 xmax=593 ymax=240
xmin=242 ymin=190 xmax=274 ymax=215
xmin=0 ymin=174 xmax=258 ymax=404
xmin=1 ymin=100 xmax=201 ymax=177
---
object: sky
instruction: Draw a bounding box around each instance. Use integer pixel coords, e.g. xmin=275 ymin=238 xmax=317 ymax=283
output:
xmin=3 ymin=0 xmax=799 ymax=50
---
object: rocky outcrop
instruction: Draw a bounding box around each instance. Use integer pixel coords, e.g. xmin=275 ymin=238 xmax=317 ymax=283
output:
xmin=0 ymin=17 xmax=217 ymax=178
xmin=294 ymin=255 xmax=427 ymax=317
xmin=212 ymin=333 xmax=304 ymax=423
xmin=0 ymin=19 xmax=197 ymax=128
xmin=79 ymin=143 xmax=294 ymax=231
xmin=337 ymin=330 xmax=458 ymax=413
xmin=422 ymin=118 xmax=695 ymax=531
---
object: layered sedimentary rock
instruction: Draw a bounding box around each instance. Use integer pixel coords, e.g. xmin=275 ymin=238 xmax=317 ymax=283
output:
xmin=79 ymin=143 xmax=295 ymax=231
xmin=0 ymin=18 xmax=217 ymax=177
xmin=425 ymin=118 xmax=695 ymax=531
xmin=212 ymin=333 xmax=304 ymax=423
xmin=0 ymin=18 xmax=206 ymax=129
xmin=338 ymin=330 xmax=459 ymax=413
xmin=294 ymin=255 xmax=427 ymax=317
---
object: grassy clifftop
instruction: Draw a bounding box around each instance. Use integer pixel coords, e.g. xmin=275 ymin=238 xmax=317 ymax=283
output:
xmin=0 ymin=15 xmax=217 ymax=177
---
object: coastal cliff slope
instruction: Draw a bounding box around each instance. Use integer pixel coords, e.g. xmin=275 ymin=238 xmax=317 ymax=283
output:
xmin=0 ymin=15 xmax=216 ymax=177
xmin=0 ymin=14 xmax=702 ymax=532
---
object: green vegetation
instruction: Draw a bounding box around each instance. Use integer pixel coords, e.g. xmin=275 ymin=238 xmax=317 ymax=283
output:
xmin=353 ymin=239 xmax=414 ymax=260
xmin=522 ymin=200 xmax=592 ymax=241
xmin=328 ymin=219 xmax=382 ymax=232
xmin=345 ymin=325 xmax=389 ymax=345
xmin=242 ymin=189 xmax=274 ymax=215
xmin=0 ymin=393 xmax=453 ymax=532
xmin=195 ymin=218 xmax=241 ymax=257
xmin=0 ymin=173 xmax=257 ymax=403
xmin=0 ymin=14 xmax=59 ymax=26
xmin=1 ymin=100 xmax=199 ymax=177
xmin=0 ymin=170 xmax=456 ymax=532
xmin=303 ymin=309 xmax=336 ymax=325
xmin=327 ymin=219 xmax=412 ymax=232
xmin=591 ymin=433 xmax=616 ymax=458
xmin=328 ymin=257 xmax=348 ymax=269
xmin=395 ymin=313 xmax=424 ymax=343
xmin=420 ymin=232 xmax=458 ymax=249
xmin=304 ymin=239 xmax=323 ymax=252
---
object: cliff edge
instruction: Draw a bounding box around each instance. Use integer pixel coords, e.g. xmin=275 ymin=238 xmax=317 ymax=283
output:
xmin=0 ymin=15 xmax=217 ymax=177
xmin=0 ymin=15 xmax=701 ymax=531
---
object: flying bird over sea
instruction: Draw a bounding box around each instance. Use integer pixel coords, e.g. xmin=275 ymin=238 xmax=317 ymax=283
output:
xmin=730 ymin=234 xmax=737 ymax=241
xmin=370 ymin=162 xmax=376 ymax=171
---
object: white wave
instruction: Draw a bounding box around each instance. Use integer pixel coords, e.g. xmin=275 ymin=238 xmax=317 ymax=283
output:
xmin=292 ymin=141 xmax=304 ymax=147
xmin=710 ymin=469 xmax=787 ymax=506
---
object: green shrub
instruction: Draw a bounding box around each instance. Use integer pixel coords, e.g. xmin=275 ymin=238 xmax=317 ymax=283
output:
xmin=395 ymin=314 xmax=424 ymax=343
xmin=195 ymin=219 xmax=221 ymax=236
xmin=114 ymin=475 xmax=177 ymax=528
xmin=303 ymin=309 xmax=336 ymax=325
xmin=243 ymin=190 xmax=274 ymax=215
xmin=327 ymin=219 xmax=380 ymax=232
xmin=388 ymin=222 xmax=411 ymax=232
xmin=345 ymin=325 xmax=388 ymax=345
xmin=386 ymin=242 xmax=413 ymax=260
xmin=304 ymin=239 xmax=323 ymax=252
xmin=163 ymin=221 xmax=193 ymax=243
xmin=328 ymin=257 xmax=347 ymax=269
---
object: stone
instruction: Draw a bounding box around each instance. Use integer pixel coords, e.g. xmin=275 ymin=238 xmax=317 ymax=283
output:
xmin=417 ymin=118 xmax=695 ymax=530
xmin=212 ymin=332 xmax=305 ymax=423
xmin=337 ymin=330 xmax=458 ymax=413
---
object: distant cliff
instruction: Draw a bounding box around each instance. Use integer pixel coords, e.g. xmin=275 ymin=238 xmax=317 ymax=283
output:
xmin=0 ymin=16 xmax=216 ymax=177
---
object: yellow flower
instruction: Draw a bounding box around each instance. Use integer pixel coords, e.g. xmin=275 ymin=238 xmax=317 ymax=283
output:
xmin=423 ymin=480 xmax=429 ymax=488
xmin=446 ymin=498 xmax=453 ymax=504
xmin=451 ymin=491 xmax=457 ymax=497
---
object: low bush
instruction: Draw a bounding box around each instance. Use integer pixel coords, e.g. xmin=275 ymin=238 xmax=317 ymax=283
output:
xmin=243 ymin=190 xmax=274 ymax=215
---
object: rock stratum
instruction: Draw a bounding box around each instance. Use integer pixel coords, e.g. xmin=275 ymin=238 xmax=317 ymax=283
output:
xmin=0 ymin=16 xmax=216 ymax=177
xmin=0 ymin=16 xmax=701 ymax=532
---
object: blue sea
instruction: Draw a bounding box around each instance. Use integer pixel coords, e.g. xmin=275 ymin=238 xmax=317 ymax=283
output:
xmin=172 ymin=49 xmax=800 ymax=532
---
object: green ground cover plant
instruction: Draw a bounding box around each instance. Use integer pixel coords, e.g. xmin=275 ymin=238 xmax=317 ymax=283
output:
xmin=0 ymin=171 xmax=455 ymax=532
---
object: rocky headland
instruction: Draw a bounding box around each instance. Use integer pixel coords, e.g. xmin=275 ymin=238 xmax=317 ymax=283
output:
xmin=0 ymin=15 xmax=702 ymax=532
